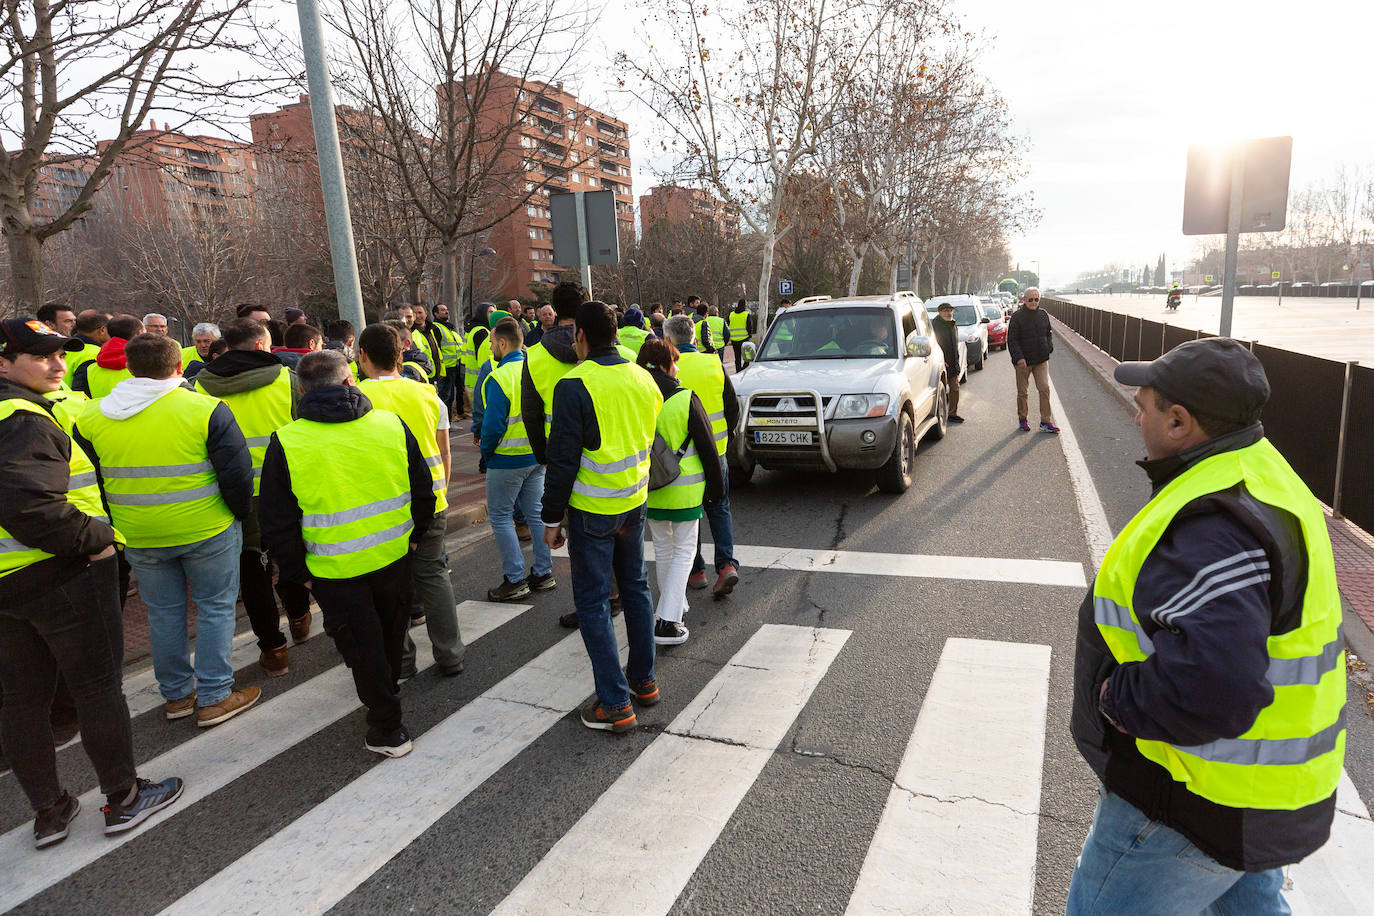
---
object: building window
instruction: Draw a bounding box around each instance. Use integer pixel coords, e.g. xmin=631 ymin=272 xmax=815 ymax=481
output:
xmin=571 ymin=172 xmax=579 ymax=183
xmin=585 ymin=136 xmax=593 ymax=147
xmin=588 ymin=176 xmax=597 ymax=187
xmin=566 ymin=108 xmax=574 ymax=118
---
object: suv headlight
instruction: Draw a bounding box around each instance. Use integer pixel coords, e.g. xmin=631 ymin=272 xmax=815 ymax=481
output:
xmin=833 ymin=393 xmax=889 ymax=419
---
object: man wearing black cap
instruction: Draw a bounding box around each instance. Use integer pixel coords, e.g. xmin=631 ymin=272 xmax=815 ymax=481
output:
xmin=1067 ymin=338 xmax=1346 ymax=913
xmin=0 ymin=318 xmax=184 ymax=849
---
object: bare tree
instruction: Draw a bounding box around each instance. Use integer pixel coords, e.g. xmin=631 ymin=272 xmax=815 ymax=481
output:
xmin=326 ymin=0 xmax=592 ymax=320
xmin=0 ymin=0 xmax=284 ymax=310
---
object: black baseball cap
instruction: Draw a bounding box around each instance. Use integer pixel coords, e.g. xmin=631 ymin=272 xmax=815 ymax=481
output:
xmin=0 ymin=317 xmax=85 ymax=358
xmin=1114 ymin=338 xmax=1270 ymax=424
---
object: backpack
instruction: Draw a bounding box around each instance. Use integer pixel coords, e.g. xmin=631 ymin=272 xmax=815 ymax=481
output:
xmin=647 ymin=428 xmax=692 ymax=490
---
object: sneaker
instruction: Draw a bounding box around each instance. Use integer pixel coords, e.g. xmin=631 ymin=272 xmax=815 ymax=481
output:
xmin=1018 ymin=417 xmax=1031 ymax=432
xmin=488 ymin=576 xmax=531 ymax=602
xmin=579 ymin=699 xmax=636 ymax=733
xmin=288 ymin=611 xmax=312 ymax=644
xmin=34 ymin=792 xmax=80 ymax=849
xmin=409 ymin=612 xmax=426 ymax=627
xmin=948 ymin=414 xmax=966 ymax=423
xmin=364 ymin=726 xmax=413 ymax=758
xmin=654 ymin=619 xmax=690 ymax=646
xmin=164 ymin=694 xmax=196 ymax=721
xmin=712 ymin=562 xmax=740 ymax=598
xmin=528 ymin=570 xmax=557 ymax=591
xmin=50 ymin=716 xmax=81 ymax=747
xmin=558 ymin=610 xmax=580 ymax=629
xmin=515 ymin=523 xmax=532 ymax=542
xmin=196 ymin=686 xmax=261 ymax=728
xmin=687 ymin=570 xmax=709 ymax=590
xmin=1040 ymin=421 xmax=1061 ymax=434
xmin=259 ymin=645 xmax=289 ymax=678
xmin=102 ymin=777 xmax=184 ymax=835
xmin=628 ymin=675 xmax=662 ymax=706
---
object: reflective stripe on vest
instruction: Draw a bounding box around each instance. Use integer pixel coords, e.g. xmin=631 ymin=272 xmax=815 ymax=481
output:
xmin=75 ymin=387 xmax=233 ymax=548
xmin=526 ymin=342 xmax=577 ymax=437
xmin=562 ymin=360 xmax=662 ymax=514
xmin=86 ymin=365 xmax=131 ymax=399
xmin=0 ymin=399 xmax=120 ymax=578
xmin=434 ymin=324 xmax=462 ymax=368
xmin=411 ymin=329 xmax=437 ymax=378
xmin=275 ymin=409 xmax=414 ymax=578
xmin=197 ymin=369 xmax=293 ymax=497
xmin=488 ymin=358 xmax=532 ymax=456
xmin=676 ymin=351 xmax=728 ymax=456
xmin=1092 ymin=437 xmax=1345 ymax=810
xmin=728 ymin=310 xmax=750 ymax=343
xmin=358 ymin=377 xmax=448 ymax=514
xmin=647 ymin=389 xmax=706 ymax=511
xmin=706 ymin=315 xmax=726 ymax=347
xmin=462 ymin=328 xmax=483 ymax=373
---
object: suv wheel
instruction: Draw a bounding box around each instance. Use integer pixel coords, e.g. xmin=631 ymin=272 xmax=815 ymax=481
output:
xmin=927 ymin=381 xmax=948 ymax=441
xmin=876 ymin=411 xmax=915 ymax=494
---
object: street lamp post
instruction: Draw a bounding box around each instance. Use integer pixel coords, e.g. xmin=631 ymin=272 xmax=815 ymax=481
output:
xmin=625 ymin=258 xmax=643 ymax=309
xmin=467 ymin=246 xmax=496 ymax=331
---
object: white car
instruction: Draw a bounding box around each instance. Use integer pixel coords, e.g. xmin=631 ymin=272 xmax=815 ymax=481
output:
xmin=925 ymin=295 xmax=987 ymax=374
xmin=732 ymin=292 xmax=949 ymax=493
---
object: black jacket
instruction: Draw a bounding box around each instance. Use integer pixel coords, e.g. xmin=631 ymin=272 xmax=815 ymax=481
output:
xmin=522 ymin=323 xmax=578 ymax=465
xmin=1007 ymin=306 xmax=1053 ymax=365
xmin=931 ymin=316 xmax=959 ymax=374
xmin=646 ymin=367 xmax=725 ymax=504
xmin=1071 ymin=424 xmax=1336 ymax=871
xmin=0 ymin=379 xmax=119 ymax=608
xmin=257 ymin=385 xmax=435 ymax=585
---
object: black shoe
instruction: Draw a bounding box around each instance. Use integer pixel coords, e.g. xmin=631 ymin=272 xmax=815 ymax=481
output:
xmin=654 ymin=619 xmax=690 ymax=646
xmin=102 ymin=777 xmax=184 ymax=835
xmin=948 ymin=414 xmax=966 ymax=423
xmin=528 ymin=570 xmax=557 ymax=591
xmin=365 ymin=726 xmax=413 ymax=758
xmin=488 ymin=576 xmax=531 ymax=602
xmin=439 ymin=661 xmax=465 ymax=676
xmin=34 ymin=792 xmax=80 ymax=849
xmin=50 ymin=717 xmax=80 ymax=747
xmin=558 ymin=611 xmax=580 ymax=629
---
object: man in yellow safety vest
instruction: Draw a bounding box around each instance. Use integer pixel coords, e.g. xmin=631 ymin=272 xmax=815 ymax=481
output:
xmin=1068 ymin=339 xmax=1345 ymax=911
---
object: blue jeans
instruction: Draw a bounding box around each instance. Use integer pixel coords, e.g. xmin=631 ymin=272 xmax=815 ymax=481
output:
xmin=566 ymin=505 xmax=655 ymax=709
xmin=124 ymin=522 xmax=243 ymax=707
xmin=487 ymin=464 xmax=551 ymax=582
xmin=1067 ymin=789 xmax=1289 ymax=915
xmin=692 ymin=456 xmax=735 ymax=575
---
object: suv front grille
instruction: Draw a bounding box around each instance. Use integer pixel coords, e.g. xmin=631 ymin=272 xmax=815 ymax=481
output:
xmin=747 ymin=394 xmax=831 ymax=426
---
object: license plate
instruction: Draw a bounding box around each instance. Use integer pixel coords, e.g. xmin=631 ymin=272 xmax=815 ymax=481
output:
xmin=754 ymin=430 xmax=813 ymax=445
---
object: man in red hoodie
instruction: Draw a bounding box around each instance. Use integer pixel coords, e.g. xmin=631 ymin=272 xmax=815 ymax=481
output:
xmin=72 ymin=315 xmax=143 ymax=399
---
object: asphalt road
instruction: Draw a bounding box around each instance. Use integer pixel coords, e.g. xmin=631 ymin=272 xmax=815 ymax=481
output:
xmin=1 ymin=346 xmax=1371 ymax=915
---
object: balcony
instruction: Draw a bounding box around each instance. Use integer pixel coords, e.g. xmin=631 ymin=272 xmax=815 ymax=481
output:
xmin=533 ymin=116 xmax=565 ymax=139
xmin=596 ymin=119 xmax=622 ymax=138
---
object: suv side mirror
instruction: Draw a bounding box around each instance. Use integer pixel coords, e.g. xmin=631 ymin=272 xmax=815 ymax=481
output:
xmin=741 ymin=341 xmax=756 ymax=367
xmin=905 ymin=333 xmax=932 ymax=358
xmin=980 ymin=316 xmax=990 ymax=323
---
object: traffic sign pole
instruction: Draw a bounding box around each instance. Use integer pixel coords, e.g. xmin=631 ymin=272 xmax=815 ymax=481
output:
xmin=1219 ymin=158 xmax=1245 ymax=338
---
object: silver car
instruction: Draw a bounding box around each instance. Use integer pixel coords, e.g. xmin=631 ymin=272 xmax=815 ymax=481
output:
xmin=732 ymin=293 xmax=949 ymax=493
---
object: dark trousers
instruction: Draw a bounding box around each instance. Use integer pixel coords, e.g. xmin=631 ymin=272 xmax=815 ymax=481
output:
xmin=437 ymin=371 xmax=459 ymax=416
xmin=310 ymin=556 xmax=412 ymax=734
xmin=452 ymin=366 xmax=467 ymax=415
xmin=0 ymin=557 xmax=136 ymax=810
xmin=730 ymin=341 xmax=744 ymax=368
xmin=240 ymin=502 xmax=310 ymax=651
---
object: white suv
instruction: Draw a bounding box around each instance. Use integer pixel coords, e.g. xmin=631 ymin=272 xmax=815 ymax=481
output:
xmin=732 ymin=292 xmax=949 ymax=493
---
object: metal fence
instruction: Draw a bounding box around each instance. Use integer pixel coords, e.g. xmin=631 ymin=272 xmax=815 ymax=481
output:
xmin=1043 ymin=297 xmax=1372 ymax=533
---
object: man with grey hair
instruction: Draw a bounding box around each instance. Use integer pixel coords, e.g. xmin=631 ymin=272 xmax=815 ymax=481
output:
xmin=664 ymin=315 xmax=741 ymax=597
xmin=259 ymin=349 xmax=437 ymax=758
xmin=182 ymin=322 xmax=221 ymax=380
xmin=1006 ymin=286 xmax=1058 ymax=433
xmin=142 ymin=314 xmax=169 ymax=337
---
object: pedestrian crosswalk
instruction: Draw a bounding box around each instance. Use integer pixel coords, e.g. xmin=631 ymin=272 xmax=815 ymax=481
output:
xmin=1 ymin=595 xmax=1371 ymax=914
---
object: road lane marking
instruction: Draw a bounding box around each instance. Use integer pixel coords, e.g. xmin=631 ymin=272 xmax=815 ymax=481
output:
xmin=1287 ymin=770 xmax=1374 ymax=914
xmin=845 ymin=637 xmax=1051 ymax=915
xmin=159 ymin=618 xmax=628 ymax=916
xmin=0 ymin=600 xmax=530 ymax=913
xmin=492 ymin=623 xmax=851 ymax=916
xmin=1047 ymin=378 xmax=1114 ymax=570
xmin=552 ymin=543 xmax=1086 ymax=588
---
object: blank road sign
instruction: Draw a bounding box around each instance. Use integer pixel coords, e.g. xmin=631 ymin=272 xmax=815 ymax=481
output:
xmin=1182 ymin=136 xmax=1292 ymax=236
xmin=550 ymin=190 xmax=619 ymax=267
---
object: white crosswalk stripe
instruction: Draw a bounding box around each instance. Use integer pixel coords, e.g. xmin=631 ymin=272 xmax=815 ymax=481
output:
xmin=0 ymin=600 xmax=530 ymax=913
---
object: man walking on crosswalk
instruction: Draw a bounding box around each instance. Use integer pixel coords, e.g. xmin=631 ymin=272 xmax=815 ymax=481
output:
xmin=1068 ymin=339 xmax=1345 ymax=913
xmin=542 ymin=301 xmax=662 ymax=733
xmin=259 ymin=350 xmax=437 ymax=758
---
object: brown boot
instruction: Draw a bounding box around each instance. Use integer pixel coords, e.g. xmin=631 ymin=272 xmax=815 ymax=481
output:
xmin=288 ymin=611 xmax=312 ymax=644
xmin=197 ymin=687 xmax=262 ymax=728
xmin=259 ymin=646 xmax=289 ymax=677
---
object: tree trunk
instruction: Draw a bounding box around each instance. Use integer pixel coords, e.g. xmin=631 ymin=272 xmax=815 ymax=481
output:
xmin=440 ymin=235 xmax=460 ymax=329
xmin=847 ymin=242 xmax=867 ymax=297
xmin=5 ymin=226 xmax=45 ymax=313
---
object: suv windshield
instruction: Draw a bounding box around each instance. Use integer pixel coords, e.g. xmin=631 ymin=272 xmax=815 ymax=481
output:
xmin=952 ymin=305 xmax=980 ymax=326
xmin=758 ymin=307 xmax=896 ymax=360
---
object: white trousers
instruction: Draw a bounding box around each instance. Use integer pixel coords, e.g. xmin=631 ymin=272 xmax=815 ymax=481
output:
xmin=648 ymin=517 xmax=699 ymax=624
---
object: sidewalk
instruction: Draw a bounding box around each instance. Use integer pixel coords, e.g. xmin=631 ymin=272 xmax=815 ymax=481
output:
xmin=119 ymin=426 xmax=492 ymax=670
xmin=1049 ymin=312 xmax=1374 ymax=659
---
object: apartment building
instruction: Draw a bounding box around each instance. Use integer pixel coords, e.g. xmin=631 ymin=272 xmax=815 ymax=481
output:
xmin=639 ymin=184 xmax=738 ymax=236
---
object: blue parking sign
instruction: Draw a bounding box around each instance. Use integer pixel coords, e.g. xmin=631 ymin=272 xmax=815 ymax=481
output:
xmin=779 ymin=279 xmax=794 ymax=296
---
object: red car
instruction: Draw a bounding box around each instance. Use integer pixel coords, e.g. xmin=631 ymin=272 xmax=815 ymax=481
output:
xmin=981 ymin=303 xmax=1008 ymax=349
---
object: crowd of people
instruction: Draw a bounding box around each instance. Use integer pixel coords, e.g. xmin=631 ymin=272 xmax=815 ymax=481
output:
xmin=0 ymin=282 xmax=751 ymax=849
